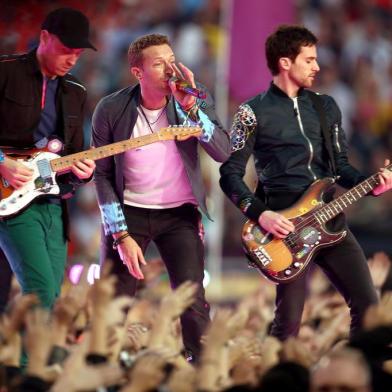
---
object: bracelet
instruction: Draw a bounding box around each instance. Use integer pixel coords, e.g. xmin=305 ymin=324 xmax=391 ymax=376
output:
xmin=112 ymin=232 xmax=130 ymax=249
xmin=181 ymin=101 xmax=197 ymax=112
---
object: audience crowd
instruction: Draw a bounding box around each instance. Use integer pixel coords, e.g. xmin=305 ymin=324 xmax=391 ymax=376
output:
xmin=0 ymin=251 xmax=392 ymax=391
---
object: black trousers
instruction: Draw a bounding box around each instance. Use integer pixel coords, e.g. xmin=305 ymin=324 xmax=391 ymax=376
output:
xmin=101 ymin=203 xmax=210 ymax=360
xmin=265 ymin=191 xmax=378 ymax=341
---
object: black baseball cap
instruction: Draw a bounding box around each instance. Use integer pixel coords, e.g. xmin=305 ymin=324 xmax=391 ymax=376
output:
xmin=42 ymin=7 xmax=97 ymax=51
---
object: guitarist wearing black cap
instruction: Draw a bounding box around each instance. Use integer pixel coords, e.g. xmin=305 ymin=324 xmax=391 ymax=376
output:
xmin=0 ymin=8 xmax=96 ymax=310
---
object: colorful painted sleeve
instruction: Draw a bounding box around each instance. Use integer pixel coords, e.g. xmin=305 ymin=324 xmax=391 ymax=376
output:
xmin=99 ymin=201 xmax=128 ymax=235
xmin=230 ymin=104 xmax=257 ymax=152
xmin=219 ymin=103 xmax=267 ymax=222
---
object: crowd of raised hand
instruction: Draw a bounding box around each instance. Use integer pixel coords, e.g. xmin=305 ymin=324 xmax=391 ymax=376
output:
xmin=1 ymin=252 xmax=392 ymax=392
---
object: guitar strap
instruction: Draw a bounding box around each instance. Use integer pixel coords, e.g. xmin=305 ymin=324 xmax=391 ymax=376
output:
xmin=307 ymin=91 xmax=337 ymax=177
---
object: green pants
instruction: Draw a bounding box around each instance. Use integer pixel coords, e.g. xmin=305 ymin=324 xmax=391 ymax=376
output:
xmin=0 ymin=202 xmax=67 ymax=309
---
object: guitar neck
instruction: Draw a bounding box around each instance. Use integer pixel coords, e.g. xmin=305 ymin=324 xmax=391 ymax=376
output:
xmin=315 ymin=163 xmax=392 ymax=223
xmin=50 ymin=133 xmax=163 ymax=172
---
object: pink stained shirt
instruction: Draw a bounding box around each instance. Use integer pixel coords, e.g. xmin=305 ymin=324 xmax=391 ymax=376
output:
xmin=123 ymin=105 xmax=197 ymax=209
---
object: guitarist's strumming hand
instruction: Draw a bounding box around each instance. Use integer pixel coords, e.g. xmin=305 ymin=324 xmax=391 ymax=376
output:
xmin=372 ymin=159 xmax=392 ymax=196
xmin=258 ymin=210 xmax=295 ymax=239
xmin=0 ymin=157 xmax=34 ymax=189
xmin=70 ymin=158 xmax=96 ymax=180
xmin=113 ymin=231 xmax=147 ymax=279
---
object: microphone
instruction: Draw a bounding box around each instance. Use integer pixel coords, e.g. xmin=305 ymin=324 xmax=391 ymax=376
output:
xmin=169 ymin=77 xmax=207 ymax=99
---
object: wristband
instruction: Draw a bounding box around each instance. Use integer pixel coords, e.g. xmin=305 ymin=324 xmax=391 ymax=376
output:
xmin=181 ymin=101 xmax=197 ymax=112
xmin=112 ymin=232 xmax=130 ymax=249
xmin=0 ymin=149 xmax=5 ymax=164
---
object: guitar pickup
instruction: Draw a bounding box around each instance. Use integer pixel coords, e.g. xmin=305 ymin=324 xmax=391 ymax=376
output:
xmin=253 ymin=246 xmax=271 ymax=266
xmin=37 ymin=159 xmax=52 ymax=178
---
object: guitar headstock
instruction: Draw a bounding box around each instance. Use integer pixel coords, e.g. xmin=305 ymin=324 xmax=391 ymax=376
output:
xmin=157 ymin=126 xmax=202 ymax=141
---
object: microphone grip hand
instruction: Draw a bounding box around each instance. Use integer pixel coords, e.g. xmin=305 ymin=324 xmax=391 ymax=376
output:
xmin=170 ymin=77 xmax=206 ymax=99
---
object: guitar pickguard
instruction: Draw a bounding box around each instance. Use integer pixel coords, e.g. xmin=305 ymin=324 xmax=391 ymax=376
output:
xmin=0 ymin=152 xmax=60 ymax=217
xmin=34 ymin=158 xmax=55 ymax=192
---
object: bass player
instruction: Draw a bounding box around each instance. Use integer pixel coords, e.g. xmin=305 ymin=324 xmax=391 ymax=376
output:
xmin=219 ymin=25 xmax=392 ymax=340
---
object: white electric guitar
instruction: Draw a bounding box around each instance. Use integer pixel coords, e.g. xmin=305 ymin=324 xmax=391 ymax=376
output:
xmin=0 ymin=126 xmax=201 ymax=217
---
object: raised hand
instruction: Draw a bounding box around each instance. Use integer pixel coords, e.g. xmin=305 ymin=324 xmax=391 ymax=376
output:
xmin=107 ymin=323 xmax=127 ymax=363
xmin=126 ymin=322 xmax=150 ymax=352
xmin=53 ymin=296 xmax=80 ymax=329
xmin=368 ymin=251 xmax=391 ymax=289
xmin=52 ymin=295 xmax=81 ymax=347
xmin=121 ymin=352 xmax=167 ymax=392
xmin=225 ymin=306 xmax=250 ymax=339
xmin=204 ymin=308 xmax=234 ymax=345
xmin=0 ymin=315 xmax=22 ymax=366
xmin=107 ymin=296 xmax=134 ymax=326
xmin=280 ymin=336 xmax=315 ymax=368
xmin=166 ymin=367 xmax=197 ymax=392
xmin=51 ymin=332 xmax=124 ymax=392
xmin=260 ymin=336 xmax=282 ymax=371
xmin=363 ymin=291 xmax=392 ymax=330
xmin=159 ymin=281 xmax=198 ymax=320
xmin=0 ymin=294 xmax=39 ymax=366
xmin=148 ymin=282 xmax=197 ymax=350
xmin=88 ymin=263 xmax=117 ymax=356
xmin=7 ymin=293 xmax=39 ymax=332
xmin=24 ymin=308 xmax=53 ymax=378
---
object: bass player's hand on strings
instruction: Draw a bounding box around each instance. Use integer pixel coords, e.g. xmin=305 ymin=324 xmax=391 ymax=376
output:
xmin=258 ymin=210 xmax=295 ymax=238
xmin=0 ymin=157 xmax=33 ymax=189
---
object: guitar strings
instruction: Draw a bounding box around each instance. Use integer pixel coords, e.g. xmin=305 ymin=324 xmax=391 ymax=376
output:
xmin=282 ymin=173 xmax=380 ymax=244
xmin=259 ymin=172 xmax=384 ymax=263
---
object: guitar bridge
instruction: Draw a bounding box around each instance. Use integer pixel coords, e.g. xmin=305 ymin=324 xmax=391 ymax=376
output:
xmin=253 ymin=246 xmax=271 ymax=266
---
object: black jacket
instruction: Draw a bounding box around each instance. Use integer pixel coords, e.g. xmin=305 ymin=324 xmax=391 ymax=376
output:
xmin=219 ymin=83 xmax=365 ymax=221
xmin=0 ymin=49 xmax=86 ymax=153
xmin=0 ymin=49 xmax=89 ymax=236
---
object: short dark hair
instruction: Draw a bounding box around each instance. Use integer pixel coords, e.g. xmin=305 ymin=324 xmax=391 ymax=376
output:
xmin=128 ymin=34 xmax=170 ymax=67
xmin=265 ymin=25 xmax=318 ymax=75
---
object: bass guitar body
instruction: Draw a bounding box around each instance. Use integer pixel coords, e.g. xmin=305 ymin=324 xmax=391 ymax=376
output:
xmin=242 ymin=178 xmax=346 ymax=284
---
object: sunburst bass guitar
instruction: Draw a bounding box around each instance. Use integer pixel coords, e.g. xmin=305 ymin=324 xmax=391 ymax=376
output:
xmin=0 ymin=126 xmax=201 ymax=218
xmin=242 ymin=163 xmax=392 ymax=284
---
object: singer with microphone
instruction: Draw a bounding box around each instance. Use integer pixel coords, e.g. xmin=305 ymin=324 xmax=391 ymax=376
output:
xmin=92 ymin=33 xmax=230 ymax=362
